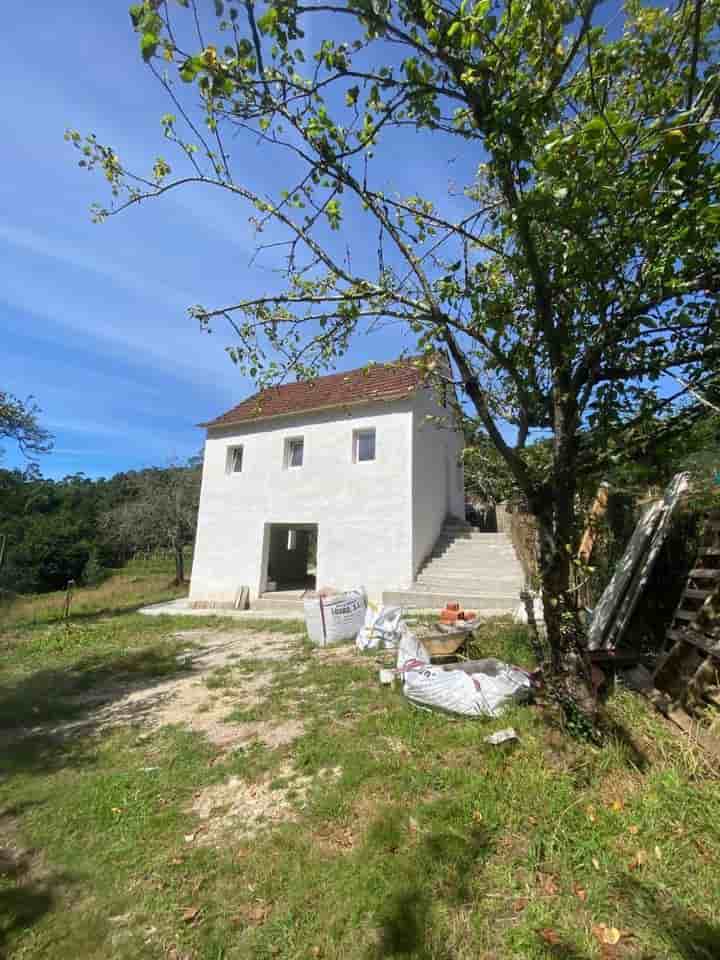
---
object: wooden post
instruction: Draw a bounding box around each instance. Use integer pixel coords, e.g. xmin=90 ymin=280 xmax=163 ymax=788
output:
xmin=63 ymin=579 xmax=76 ymax=621
xmin=577 ymin=482 xmax=610 ymax=565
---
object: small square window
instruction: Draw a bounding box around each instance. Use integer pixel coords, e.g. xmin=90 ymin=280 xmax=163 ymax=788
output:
xmin=227 ymin=445 xmax=243 ymax=473
xmin=284 ymin=437 xmax=304 ymax=468
xmin=354 ymin=428 xmax=376 ymax=463
xmin=287 ymin=530 xmax=298 ymax=550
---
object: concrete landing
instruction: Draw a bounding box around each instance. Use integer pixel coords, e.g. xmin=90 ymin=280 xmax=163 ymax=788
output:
xmin=138 ymin=599 xmax=306 ymax=621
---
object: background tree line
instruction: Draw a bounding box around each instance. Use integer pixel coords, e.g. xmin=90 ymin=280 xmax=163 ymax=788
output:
xmin=0 ymin=459 xmax=201 ymax=595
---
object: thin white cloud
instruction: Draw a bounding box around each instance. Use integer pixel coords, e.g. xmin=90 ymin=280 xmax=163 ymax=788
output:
xmin=0 ymin=221 xmax=195 ymax=309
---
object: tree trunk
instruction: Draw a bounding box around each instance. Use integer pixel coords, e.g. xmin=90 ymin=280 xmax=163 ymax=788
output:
xmin=174 ymin=540 xmax=185 ymax=585
xmin=533 ymin=392 xmax=597 ymax=723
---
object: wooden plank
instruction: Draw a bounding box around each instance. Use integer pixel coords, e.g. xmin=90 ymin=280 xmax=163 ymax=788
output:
xmin=676 ymin=609 xmax=697 ymax=621
xmin=685 ymin=589 xmax=714 ymax=601
xmin=586 ymin=501 xmax=663 ymax=650
xmin=667 ymin=707 xmax=720 ymax=763
xmin=681 ymin=632 xmax=720 ymax=658
xmin=689 ymin=569 xmax=720 ymax=580
xmin=603 ymin=473 xmax=690 ymax=651
xmin=577 ymin=482 xmax=611 ymax=564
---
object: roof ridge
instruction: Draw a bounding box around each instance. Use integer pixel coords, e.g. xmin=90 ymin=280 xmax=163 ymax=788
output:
xmin=201 ymin=355 xmax=429 ymax=429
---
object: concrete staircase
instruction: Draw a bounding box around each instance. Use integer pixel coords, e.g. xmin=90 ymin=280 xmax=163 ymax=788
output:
xmin=383 ymin=521 xmax=525 ymax=612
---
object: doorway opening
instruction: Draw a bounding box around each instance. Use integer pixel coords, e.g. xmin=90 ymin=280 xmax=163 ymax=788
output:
xmin=264 ymin=523 xmax=318 ymax=593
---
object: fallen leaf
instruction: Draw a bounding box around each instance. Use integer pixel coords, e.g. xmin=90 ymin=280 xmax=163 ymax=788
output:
xmin=610 ymin=799 xmax=624 ymax=813
xmin=629 ymin=849 xmax=648 ymax=871
xmin=513 ymin=898 xmax=529 ymax=913
xmin=111 ymin=807 xmax=124 ymax=815
xmin=628 ymin=825 xmax=640 ymax=835
xmin=540 ymin=928 xmax=561 ymax=945
xmin=472 ymin=810 xmax=484 ymax=823
xmin=527 ymin=815 xmax=538 ymax=826
xmin=182 ymin=906 xmax=201 ymax=924
xmin=592 ymin=857 xmax=601 ymax=871
xmin=408 ymin=816 xmax=419 ymax=834
xmin=573 ymin=883 xmax=588 ymax=902
xmin=184 ymin=833 xmax=196 ymax=844
xmin=654 ymin=845 xmax=662 ymax=860
xmin=592 ymin=923 xmax=621 ymax=945
xmin=586 ymin=805 xmax=597 ymax=823
xmin=540 ymin=874 xmax=559 ymax=896
xmin=311 ymin=948 xmax=322 ymax=958
xmin=171 ymin=857 xmax=184 ymax=866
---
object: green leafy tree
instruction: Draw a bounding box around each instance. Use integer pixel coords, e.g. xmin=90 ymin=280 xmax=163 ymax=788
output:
xmin=100 ymin=461 xmax=201 ymax=584
xmin=0 ymin=392 xmax=52 ymax=461
xmin=68 ymin=0 xmax=720 ymax=691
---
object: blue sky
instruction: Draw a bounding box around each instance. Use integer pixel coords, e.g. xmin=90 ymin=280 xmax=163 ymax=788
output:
xmin=2 ymin=0 xmax=433 ymax=479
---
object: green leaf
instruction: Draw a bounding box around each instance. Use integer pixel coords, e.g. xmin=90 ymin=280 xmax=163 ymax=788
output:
xmin=129 ymin=4 xmax=143 ymax=28
xmin=179 ymin=57 xmax=199 ymax=82
xmin=583 ymin=116 xmax=605 ymax=142
xmin=140 ymin=32 xmax=158 ymax=62
xmin=258 ymin=7 xmax=279 ymax=34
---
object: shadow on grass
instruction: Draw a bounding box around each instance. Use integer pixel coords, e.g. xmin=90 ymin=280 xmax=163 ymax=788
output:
xmin=615 ymin=876 xmax=720 ymax=960
xmin=0 ymin=644 xmax=196 ymax=777
xmin=371 ymin=815 xmax=495 ymax=959
xmin=0 ymin=646 xmax=191 ymax=730
xmin=0 ymin=834 xmax=71 ymax=954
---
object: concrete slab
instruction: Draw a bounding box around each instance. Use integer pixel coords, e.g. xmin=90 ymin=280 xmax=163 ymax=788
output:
xmin=138 ymin=599 xmax=306 ymax=621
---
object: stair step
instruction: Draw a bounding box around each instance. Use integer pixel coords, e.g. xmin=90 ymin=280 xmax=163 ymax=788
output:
xmin=419 ymin=565 xmax=523 ymax=577
xmin=383 ymin=590 xmax=519 ymax=611
xmin=415 ymin=577 xmax=519 ymax=588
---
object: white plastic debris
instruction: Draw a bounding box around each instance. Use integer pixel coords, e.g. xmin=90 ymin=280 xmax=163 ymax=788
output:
xmin=396 ymin=623 xmax=431 ymax=670
xmin=401 ymin=657 xmax=532 ymax=718
xmin=378 ymin=668 xmax=396 ymax=685
xmin=484 ymin=727 xmax=519 ymax=745
xmin=304 ymin=588 xmax=367 ymax=646
xmin=356 ymin=604 xmax=404 ymax=651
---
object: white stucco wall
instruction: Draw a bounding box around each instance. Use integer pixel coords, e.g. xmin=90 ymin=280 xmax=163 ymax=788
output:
xmin=411 ymin=386 xmax=465 ymax=575
xmin=190 ymin=399 xmax=415 ymax=604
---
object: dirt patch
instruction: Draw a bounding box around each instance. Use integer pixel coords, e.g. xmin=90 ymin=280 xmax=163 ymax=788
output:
xmin=7 ymin=628 xmax=307 ymax=751
xmin=189 ymin=763 xmax=341 ymax=845
xmin=172 ymin=629 xmax=301 ymax=664
xmin=314 ymin=642 xmax=367 ymax=664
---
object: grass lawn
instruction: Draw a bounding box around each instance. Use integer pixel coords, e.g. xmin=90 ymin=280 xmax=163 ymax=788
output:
xmin=0 ymin=552 xmax=192 ymax=630
xmin=1 ymin=573 xmax=720 ymax=959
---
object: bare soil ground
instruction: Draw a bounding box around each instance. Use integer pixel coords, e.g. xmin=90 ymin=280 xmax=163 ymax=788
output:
xmin=7 ymin=629 xmax=306 ymax=749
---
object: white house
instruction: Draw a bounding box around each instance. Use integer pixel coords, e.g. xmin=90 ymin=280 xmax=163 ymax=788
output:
xmin=189 ymin=358 xmax=466 ymax=607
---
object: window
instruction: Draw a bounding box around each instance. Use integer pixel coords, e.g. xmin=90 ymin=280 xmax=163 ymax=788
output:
xmin=287 ymin=529 xmax=298 ymax=550
xmin=353 ymin=428 xmax=376 ymax=463
xmin=284 ymin=437 xmax=304 ymax=468
xmin=226 ymin=445 xmax=243 ymax=474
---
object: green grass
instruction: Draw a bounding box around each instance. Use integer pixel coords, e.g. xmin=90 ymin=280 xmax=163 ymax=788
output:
xmin=1 ymin=610 xmax=720 ymax=959
xmin=0 ymin=552 xmax=193 ymax=630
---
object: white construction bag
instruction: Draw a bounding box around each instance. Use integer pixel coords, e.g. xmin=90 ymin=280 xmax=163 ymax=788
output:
xmin=402 ymin=656 xmax=532 ymax=718
xmin=304 ymin=588 xmax=367 ymax=646
xmin=356 ymin=604 xmax=404 ymax=651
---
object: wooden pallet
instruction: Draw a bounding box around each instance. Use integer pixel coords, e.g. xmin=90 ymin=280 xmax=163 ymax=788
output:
xmin=665 ymin=514 xmax=720 ymax=646
xmin=654 ymin=514 xmax=720 ymax=707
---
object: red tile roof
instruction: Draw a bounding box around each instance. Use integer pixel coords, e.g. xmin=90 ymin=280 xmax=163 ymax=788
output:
xmin=201 ymin=358 xmax=425 ymax=428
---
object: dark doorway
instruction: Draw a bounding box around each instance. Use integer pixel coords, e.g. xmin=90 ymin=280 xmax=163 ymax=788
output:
xmin=266 ymin=524 xmax=318 ymax=591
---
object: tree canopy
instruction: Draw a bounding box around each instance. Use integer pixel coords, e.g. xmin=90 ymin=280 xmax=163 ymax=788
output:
xmin=68 ymin=0 xmax=720 ymax=671
xmin=0 ymin=392 xmax=53 ymax=462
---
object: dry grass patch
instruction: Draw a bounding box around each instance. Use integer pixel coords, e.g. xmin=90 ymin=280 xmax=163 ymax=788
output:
xmin=189 ymin=762 xmax=342 ymax=846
